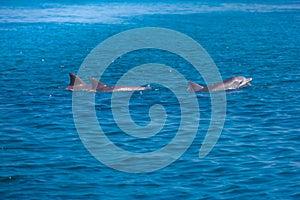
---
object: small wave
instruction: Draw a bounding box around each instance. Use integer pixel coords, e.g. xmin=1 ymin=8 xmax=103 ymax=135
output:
xmin=0 ymin=3 xmax=299 ymax=24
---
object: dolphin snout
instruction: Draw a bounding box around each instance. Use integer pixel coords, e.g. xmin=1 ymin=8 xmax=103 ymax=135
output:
xmin=245 ymin=77 xmax=252 ymax=86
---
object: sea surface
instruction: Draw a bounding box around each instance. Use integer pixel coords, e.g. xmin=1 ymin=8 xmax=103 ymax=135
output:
xmin=1 ymin=0 xmax=300 ymax=199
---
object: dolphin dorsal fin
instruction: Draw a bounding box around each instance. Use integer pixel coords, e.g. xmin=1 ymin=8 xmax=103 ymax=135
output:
xmin=188 ymin=82 xmax=205 ymax=92
xmin=89 ymin=77 xmax=107 ymax=90
xmin=69 ymin=72 xmax=88 ymax=86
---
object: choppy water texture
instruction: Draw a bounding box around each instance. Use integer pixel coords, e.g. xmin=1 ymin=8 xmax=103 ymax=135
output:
xmin=1 ymin=0 xmax=300 ymax=199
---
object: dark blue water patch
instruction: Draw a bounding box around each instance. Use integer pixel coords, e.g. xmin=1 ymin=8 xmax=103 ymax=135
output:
xmin=90 ymin=48 xmax=201 ymax=86
xmin=134 ymin=11 xmax=299 ymax=78
xmin=128 ymin=87 xmax=181 ymax=126
xmin=95 ymin=88 xmax=181 ymax=153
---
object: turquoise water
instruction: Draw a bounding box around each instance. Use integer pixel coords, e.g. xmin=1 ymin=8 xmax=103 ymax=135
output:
xmin=1 ymin=1 xmax=300 ymax=199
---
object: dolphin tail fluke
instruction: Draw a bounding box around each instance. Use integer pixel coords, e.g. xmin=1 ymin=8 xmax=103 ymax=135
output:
xmin=188 ymin=82 xmax=205 ymax=92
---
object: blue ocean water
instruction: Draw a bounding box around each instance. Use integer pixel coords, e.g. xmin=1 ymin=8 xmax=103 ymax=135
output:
xmin=1 ymin=0 xmax=299 ymax=199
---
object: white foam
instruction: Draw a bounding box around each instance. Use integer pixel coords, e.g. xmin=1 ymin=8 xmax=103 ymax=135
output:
xmin=0 ymin=3 xmax=299 ymax=23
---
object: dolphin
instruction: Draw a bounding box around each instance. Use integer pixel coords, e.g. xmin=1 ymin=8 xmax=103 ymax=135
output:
xmin=66 ymin=72 xmax=150 ymax=92
xmin=89 ymin=77 xmax=151 ymax=92
xmin=188 ymin=76 xmax=252 ymax=92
